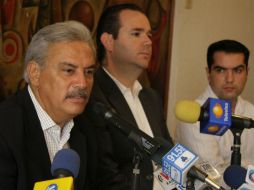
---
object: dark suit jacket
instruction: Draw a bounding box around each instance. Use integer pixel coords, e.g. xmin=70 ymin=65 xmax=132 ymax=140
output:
xmin=0 ymin=87 xmax=97 ymax=190
xmin=86 ymin=67 xmax=173 ymax=190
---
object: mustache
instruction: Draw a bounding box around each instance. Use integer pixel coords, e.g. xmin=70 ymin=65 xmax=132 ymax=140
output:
xmin=65 ymin=88 xmax=89 ymax=99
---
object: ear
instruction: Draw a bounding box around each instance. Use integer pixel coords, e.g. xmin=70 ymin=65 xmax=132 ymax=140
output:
xmin=27 ymin=61 xmax=41 ymax=87
xmin=100 ymin=32 xmax=114 ymax=51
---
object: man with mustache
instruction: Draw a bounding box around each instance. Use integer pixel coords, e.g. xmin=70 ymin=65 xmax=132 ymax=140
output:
xmin=176 ymin=40 xmax=254 ymax=187
xmin=0 ymin=21 xmax=97 ymax=190
xmin=85 ymin=3 xmax=173 ymax=190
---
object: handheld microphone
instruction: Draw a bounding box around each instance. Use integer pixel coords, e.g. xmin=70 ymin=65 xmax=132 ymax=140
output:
xmin=93 ymin=102 xmax=225 ymax=190
xmin=223 ymin=165 xmax=247 ymax=189
xmin=33 ymin=149 xmax=80 ymax=190
xmin=175 ymin=98 xmax=254 ymax=135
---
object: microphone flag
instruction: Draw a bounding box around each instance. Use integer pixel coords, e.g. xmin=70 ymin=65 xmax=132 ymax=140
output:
xmin=33 ymin=176 xmax=73 ymax=190
xmin=200 ymin=98 xmax=232 ymax=136
xmin=162 ymin=143 xmax=199 ymax=186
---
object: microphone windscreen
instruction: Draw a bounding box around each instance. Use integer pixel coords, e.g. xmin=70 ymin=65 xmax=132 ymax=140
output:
xmin=174 ymin=100 xmax=201 ymax=123
xmin=223 ymin=165 xmax=247 ymax=189
xmin=51 ymin=149 xmax=80 ymax=179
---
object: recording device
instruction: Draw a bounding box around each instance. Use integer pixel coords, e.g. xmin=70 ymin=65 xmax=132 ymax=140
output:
xmin=92 ymin=102 xmax=225 ymax=190
xmin=33 ymin=149 xmax=80 ymax=190
xmin=175 ymin=98 xmax=254 ymax=135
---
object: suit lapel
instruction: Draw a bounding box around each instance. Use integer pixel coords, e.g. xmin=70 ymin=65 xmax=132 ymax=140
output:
xmin=95 ymin=69 xmax=164 ymax=138
xmin=69 ymin=122 xmax=87 ymax=190
xmin=139 ymin=88 xmax=161 ymax=137
xmin=95 ymin=68 xmax=138 ymax=127
xmin=17 ymin=88 xmax=52 ymax=185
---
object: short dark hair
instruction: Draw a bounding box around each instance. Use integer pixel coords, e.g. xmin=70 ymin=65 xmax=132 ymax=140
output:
xmin=207 ymin=39 xmax=249 ymax=71
xmin=96 ymin=3 xmax=145 ymax=63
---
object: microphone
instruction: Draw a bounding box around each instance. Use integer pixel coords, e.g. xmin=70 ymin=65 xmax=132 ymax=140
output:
xmin=51 ymin=148 xmax=80 ymax=178
xmin=238 ymin=183 xmax=254 ymax=190
xmin=175 ymin=98 xmax=254 ymax=135
xmin=223 ymin=165 xmax=247 ymax=189
xmin=92 ymin=102 xmax=161 ymax=159
xmin=245 ymin=165 xmax=254 ymax=187
xmin=162 ymin=143 xmax=224 ymax=190
xmin=33 ymin=149 xmax=80 ymax=190
xmin=92 ymin=102 xmax=225 ymax=190
xmin=153 ymin=167 xmax=178 ymax=190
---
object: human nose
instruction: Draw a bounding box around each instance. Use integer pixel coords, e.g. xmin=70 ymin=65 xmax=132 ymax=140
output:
xmin=144 ymin=34 xmax=152 ymax=46
xmin=76 ymin=72 xmax=89 ymax=88
xmin=225 ymin=70 xmax=234 ymax=83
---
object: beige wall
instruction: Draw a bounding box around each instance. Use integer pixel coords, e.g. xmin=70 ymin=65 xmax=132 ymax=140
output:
xmin=167 ymin=0 xmax=254 ymax=141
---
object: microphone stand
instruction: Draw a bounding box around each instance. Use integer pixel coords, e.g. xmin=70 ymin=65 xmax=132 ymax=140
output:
xmin=230 ymin=128 xmax=243 ymax=165
xmin=131 ymin=146 xmax=142 ymax=190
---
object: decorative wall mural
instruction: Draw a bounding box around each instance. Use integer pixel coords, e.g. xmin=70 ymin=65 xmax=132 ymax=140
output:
xmin=0 ymin=0 xmax=174 ymax=109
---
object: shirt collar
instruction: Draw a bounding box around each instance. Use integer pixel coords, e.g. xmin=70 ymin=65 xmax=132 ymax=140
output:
xmin=103 ymin=67 xmax=142 ymax=96
xmin=28 ymin=85 xmax=74 ymax=131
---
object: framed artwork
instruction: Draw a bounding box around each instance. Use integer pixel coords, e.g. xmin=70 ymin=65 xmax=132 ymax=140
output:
xmin=0 ymin=0 xmax=174 ymax=111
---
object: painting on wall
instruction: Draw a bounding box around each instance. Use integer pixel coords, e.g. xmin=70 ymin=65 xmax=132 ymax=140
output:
xmin=0 ymin=0 xmax=174 ymax=110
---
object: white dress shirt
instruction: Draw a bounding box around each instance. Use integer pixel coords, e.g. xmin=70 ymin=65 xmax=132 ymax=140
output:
xmin=28 ymin=86 xmax=74 ymax=162
xmin=176 ymin=85 xmax=254 ymax=189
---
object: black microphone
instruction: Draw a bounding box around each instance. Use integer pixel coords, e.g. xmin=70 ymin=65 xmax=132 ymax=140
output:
xmin=223 ymin=165 xmax=247 ymax=189
xmin=92 ymin=101 xmax=161 ymax=158
xmin=92 ymin=102 xmax=225 ymax=190
xmin=230 ymin=115 xmax=254 ymax=129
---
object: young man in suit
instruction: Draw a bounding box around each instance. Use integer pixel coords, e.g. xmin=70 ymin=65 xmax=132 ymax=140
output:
xmin=0 ymin=21 xmax=97 ymax=190
xmin=86 ymin=4 xmax=173 ymax=190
